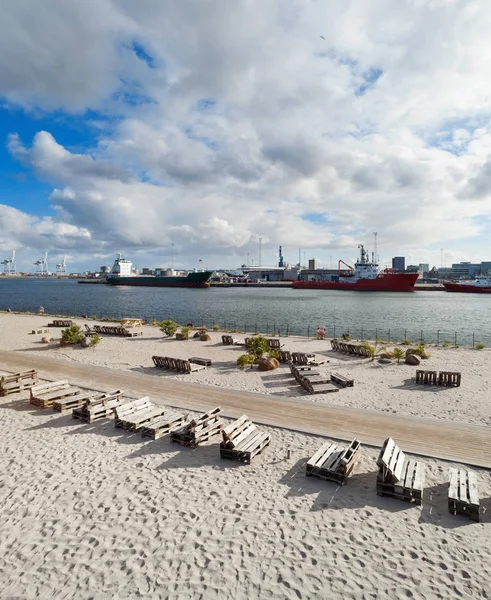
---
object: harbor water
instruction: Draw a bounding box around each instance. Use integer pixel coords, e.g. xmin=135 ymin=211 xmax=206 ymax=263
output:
xmin=1 ymin=278 xmax=491 ymax=346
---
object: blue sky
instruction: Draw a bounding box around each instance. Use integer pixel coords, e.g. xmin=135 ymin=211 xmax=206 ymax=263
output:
xmin=2 ymin=0 xmax=491 ymax=272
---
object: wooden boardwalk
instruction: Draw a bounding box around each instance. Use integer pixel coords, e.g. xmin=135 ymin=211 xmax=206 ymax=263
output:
xmin=1 ymin=350 xmax=490 ymax=468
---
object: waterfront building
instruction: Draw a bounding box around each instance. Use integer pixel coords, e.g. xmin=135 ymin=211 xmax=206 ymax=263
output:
xmin=392 ymin=256 xmax=405 ymax=271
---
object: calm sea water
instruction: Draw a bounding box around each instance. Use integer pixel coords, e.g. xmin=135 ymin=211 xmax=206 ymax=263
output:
xmin=1 ymin=278 xmax=491 ymax=346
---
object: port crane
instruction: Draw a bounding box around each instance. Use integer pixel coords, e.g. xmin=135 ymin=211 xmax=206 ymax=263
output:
xmin=2 ymin=250 xmax=16 ymax=275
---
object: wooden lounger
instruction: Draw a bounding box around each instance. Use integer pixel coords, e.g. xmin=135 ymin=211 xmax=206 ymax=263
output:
xmin=220 ymin=415 xmax=270 ymax=464
xmin=448 ymin=468 xmax=480 ymax=522
xmin=415 ymin=370 xmax=461 ymax=387
xmin=170 ymin=407 xmax=223 ymax=447
xmin=0 ymin=369 xmax=38 ymax=396
xmin=268 ymin=338 xmax=283 ymax=349
xmin=53 ymin=389 xmax=124 ymax=413
xmin=152 ymin=356 xmax=206 ymax=373
xmin=141 ymin=414 xmax=187 ymax=440
xmin=30 ymin=380 xmax=81 ymax=408
xmin=376 ymin=438 xmax=425 ymax=505
xmin=114 ymin=397 xmax=165 ymax=431
xmin=221 ymin=335 xmax=234 ymax=345
xmin=331 ymin=373 xmax=354 ymax=388
xmin=72 ymin=394 xmax=125 ymax=423
xmin=302 ymin=379 xmax=339 ymax=395
xmin=306 ymin=439 xmax=361 ymax=485
xmin=48 ymin=319 xmax=73 ymax=327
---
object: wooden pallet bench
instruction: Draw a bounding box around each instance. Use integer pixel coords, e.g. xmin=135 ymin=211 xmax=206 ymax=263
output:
xmin=141 ymin=414 xmax=188 ymax=440
xmin=120 ymin=318 xmax=144 ymax=328
xmin=53 ymin=389 xmax=124 ymax=413
xmin=48 ymin=320 xmax=73 ymax=327
xmin=415 ymin=370 xmax=438 ymax=385
xmin=72 ymin=393 xmax=125 ymax=423
xmin=0 ymin=369 xmax=38 ymax=396
xmin=93 ymin=325 xmax=143 ymax=337
xmin=306 ymin=438 xmax=361 ymax=485
xmin=29 ymin=328 xmax=50 ymax=335
xmin=268 ymin=338 xmax=283 ymax=349
xmin=415 ymin=370 xmax=461 ymax=387
xmin=189 ymin=357 xmax=212 ymax=367
xmin=331 ymin=373 xmax=354 ymax=388
xmin=302 ymin=379 xmax=339 ymax=395
xmin=438 ymin=371 xmax=461 ymax=387
xmin=114 ymin=397 xmax=165 ymax=431
xmin=448 ymin=468 xmax=480 ymax=522
xmin=376 ymin=438 xmax=425 ymax=505
xmin=152 ymin=356 xmax=207 ymax=373
xmin=30 ymin=380 xmax=81 ymax=408
xmin=278 ymin=350 xmax=292 ymax=363
xmin=220 ymin=415 xmax=271 ymax=464
xmin=221 ymin=335 xmax=234 ymax=345
xmin=330 ymin=340 xmax=371 ymax=358
xmin=170 ymin=406 xmax=223 ymax=447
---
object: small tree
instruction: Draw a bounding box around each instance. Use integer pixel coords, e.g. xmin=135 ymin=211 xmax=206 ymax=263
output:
xmin=212 ymin=324 xmax=220 ymax=331
xmin=159 ymin=320 xmax=179 ymax=337
xmin=180 ymin=326 xmax=190 ymax=340
xmin=90 ymin=334 xmax=101 ymax=347
xmin=392 ymin=347 xmax=405 ymax=364
xmin=61 ymin=324 xmax=84 ymax=346
xmin=361 ymin=342 xmax=384 ymax=361
xmin=237 ymin=354 xmax=255 ymax=369
xmin=246 ymin=336 xmax=270 ymax=358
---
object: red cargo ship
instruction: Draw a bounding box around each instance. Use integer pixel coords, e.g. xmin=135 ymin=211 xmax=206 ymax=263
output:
xmin=292 ymin=245 xmax=419 ymax=292
xmin=443 ymin=276 xmax=491 ymax=293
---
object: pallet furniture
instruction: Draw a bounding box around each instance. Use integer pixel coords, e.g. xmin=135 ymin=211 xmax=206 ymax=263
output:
xmin=415 ymin=370 xmax=461 ymax=387
xmin=29 ymin=328 xmax=49 ymax=335
xmin=376 ymin=438 xmax=425 ymax=505
xmin=331 ymin=373 xmax=354 ymax=388
xmin=289 ymin=363 xmax=339 ymax=394
xmin=0 ymin=369 xmax=38 ymax=396
xmin=72 ymin=393 xmax=125 ymax=423
xmin=48 ymin=319 xmax=73 ymax=327
xmin=302 ymin=379 xmax=339 ymax=395
xmin=114 ymin=397 xmax=165 ymax=431
xmin=120 ymin=318 xmax=144 ymax=328
xmin=141 ymin=414 xmax=187 ymax=440
xmin=30 ymin=380 xmax=81 ymax=408
xmin=53 ymin=389 xmax=124 ymax=413
xmin=92 ymin=325 xmax=143 ymax=337
xmin=170 ymin=406 xmax=223 ymax=447
xmin=278 ymin=350 xmax=292 ymax=363
xmin=330 ymin=340 xmax=371 ymax=358
xmin=220 ymin=415 xmax=271 ymax=464
xmin=189 ymin=357 xmax=212 ymax=367
xmin=268 ymin=338 xmax=283 ymax=349
xmin=221 ymin=335 xmax=234 ymax=345
xmin=306 ymin=439 xmax=361 ymax=485
xmin=292 ymin=352 xmax=328 ymax=366
xmin=448 ymin=468 xmax=480 ymax=522
xmin=152 ymin=355 xmax=207 ymax=373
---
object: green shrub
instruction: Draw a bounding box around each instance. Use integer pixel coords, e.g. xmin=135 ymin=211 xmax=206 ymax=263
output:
xmin=212 ymin=324 xmax=220 ymax=331
xmin=61 ymin=324 xmax=84 ymax=345
xmin=476 ymin=342 xmax=485 ymax=350
xmin=246 ymin=336 xmax=270 ymax=358
xmin=402 ymin=339 xmax=412 ymax=345
xmin=391 ymin=347 xmax=405 ymax=364
xmin=159 ymin=320 xmax=179 ymax=337
xmin=361 ymin=342 xmax=377 ymax=361
xmin=442 ymin=340 xmax=449 ymax=347
xmin=180 ymin=326 xmax=190 ymax=340
xmin=237 ymin=354 xmax=255 ymax=369
xmin=406 ymin=344 xmax=429 ymax=359
xmin=90 ymin=334 xmax=101 ymax=347
xmin=198 ymin=328 xmax=208 ymax=336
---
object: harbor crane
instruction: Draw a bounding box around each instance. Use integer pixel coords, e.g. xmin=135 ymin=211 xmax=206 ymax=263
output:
xmin=34 ymin=252 xmax=48 ymax=275
xmin=2 ymin=250 xmax=16 ymax=275
xmin=56 ymin=256 xmax=67 ymax=275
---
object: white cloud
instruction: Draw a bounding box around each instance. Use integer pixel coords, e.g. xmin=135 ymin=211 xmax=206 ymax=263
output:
xmin=4 ymin=0 xmax=491 ymax=269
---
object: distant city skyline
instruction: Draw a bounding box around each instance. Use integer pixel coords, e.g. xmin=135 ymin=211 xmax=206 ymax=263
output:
xmin=2 ymin=2 xmax=491 ymax=272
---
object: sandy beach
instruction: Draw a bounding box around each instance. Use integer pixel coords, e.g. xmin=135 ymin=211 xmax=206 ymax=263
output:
xmin=0 ymin=312 xmax=490 ymax=599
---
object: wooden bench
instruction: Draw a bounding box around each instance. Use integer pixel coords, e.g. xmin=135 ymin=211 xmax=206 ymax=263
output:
xmin=72 ymin=394 xmax=125 ymax=423
xmin=152 ymin=356 xmax=206 ymax=373
xmin=30 ymin=380 xmax=81 ymax=408
xmin=29 ymin=328 xmax=49 ymax=335
xmin=302 ymin=379 xmax=339 ymax=395
xmin=438 ymin=371 xmax=461 ymax=387
xmin=0 ymin=369 xmax=38 ymax=396
xmin=93 ymin=325 xmax=143 ymax=337
xmin=170 ymin=407 xmax=223 ymax=447
xmin=141 ymin=414 xmax=187 ymax=440
xmin=221 ymin=335 xmax=234 ymax=345
xmin=306 ymin=439 xmax=361 ymax=485
xmin=189 ymin=357 xmax=212 ymax=367
xmin=330 ymin=340 xmax=370 ymax=358
xmin=268 ymin=338 xmax=283 ymax=349
xmin=292 ymin=352 xmax=328 ymax=366
xmin=415 ymin=370 xmax=438 ymax=385
xmin=114 ymin=397 xmax=165 ymax=431
xmin=331 ymin=373 xmax=354 ymax=388
xmin=278 ymin=350 xmax=292 ymax=363
xmin=448 ymin=469 xmax=480 ymax=522
xmin=415 ymin=370 xmax=461 ymax=387
xmin=120 ymin=318 xmax=144 ymax=328
xmin=53 ymin=389 xmax=124 ymax=413
xmin=376 ymin=438 xmax=425 ymax=505
xmin=220 ymin=415 xmax=271 ymax=464
xmin=48 ymin=319 xmax=73 ymax=327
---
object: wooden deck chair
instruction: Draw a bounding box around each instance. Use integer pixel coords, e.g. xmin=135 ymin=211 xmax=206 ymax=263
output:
xmin=170 ymin=407 xmax=223 ymax=447
xmin=222 ymin=335 xmax=234 ymax=345
xmin=30 ymin=380 xmax=81 ymax=409
xmin=376 ymin=438 xmax=425 ymax=505
xmin=141 ymin=413 xmax=187 ymax=440
xmin=448 ymin=469 xmax=480 ymax=521
xmin=53 ymin=389 xmax=124 ymax=413
xmin=220 ymin=415 xmax=271 ymax=464
xmin=114 ymin=396 xmax=165 ymax=430
xmin=306 ymin=439 xmax=361 ymax=484
xmin=268 ymin=338 xmax=283 ymax=349
xmin=302 ymin=379 xmax=339 ymax=395
xmin=72 ymin=393 xmax=125 ymax=423
xmin=0 ymin=369 xmax=38 ymax=396
xmin=278 ymin=350 xmax=292 ymax=363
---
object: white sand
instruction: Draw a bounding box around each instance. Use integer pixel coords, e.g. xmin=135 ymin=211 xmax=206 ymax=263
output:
xmin=0 ymin=313 xmax=490 ymax=599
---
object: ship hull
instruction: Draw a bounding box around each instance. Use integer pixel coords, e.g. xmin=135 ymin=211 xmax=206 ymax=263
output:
xmin=107 ymin=272 xmax=212 ymax=288
xmin=443 ymin=283 xmax=491 ymax=293
xmin=292 ymin=273 xmax=418 ymax=291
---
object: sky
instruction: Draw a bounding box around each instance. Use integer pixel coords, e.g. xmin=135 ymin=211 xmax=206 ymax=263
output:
xmin=1 ymin=0 xmax=491 ymax=273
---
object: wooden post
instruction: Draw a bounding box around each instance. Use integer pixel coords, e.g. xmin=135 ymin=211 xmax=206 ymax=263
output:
xmin=437 ymin=330 xmax=440 ymax=345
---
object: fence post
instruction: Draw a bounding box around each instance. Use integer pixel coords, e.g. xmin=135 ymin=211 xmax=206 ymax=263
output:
xmin=333 ymin=325 xmax=336 ymax=338
xmin=361 ymin=327 xmax=364 ymax=341
xmin=388 ymin=329 xmax=390 ymax=343
xmin=420 ymin=330 xmax=423 ymax=344
xmin=437 ymin=330 xmax=440 ymax=345
xmin=404 ymin=328 xmax=407 ymax=342
xmin=286 ymin=324 xmax=289 ymax=337
xmin=473 ymin=332 xmax=475 ymax=348
xmin=255 ymin=321 xmax=258 ymax=334
xmin=348 ymin=327 xmax=350 ymax=337
xmin=307 ymin=324 xmax=310 ymax=338
xmin=375 ymin=328 xmax=378 ymax=343
xmin=454 ymin=331 xmax=457 ymax=346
